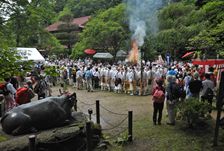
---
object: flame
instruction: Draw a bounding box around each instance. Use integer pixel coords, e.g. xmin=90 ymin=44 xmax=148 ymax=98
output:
xmin=128 ymin=40 xmax=139 ymax=64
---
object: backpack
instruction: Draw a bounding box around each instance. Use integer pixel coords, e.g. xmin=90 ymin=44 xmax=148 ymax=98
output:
xmin=153 ymin=87 xmax=165 ymax=103
xmin=0 ymin=83 xmax=10 ymax=95
xmin=34 ymin=80 xmax=48 ymax=95
xmin=63 ymin=71 xmax=68 ymax=79
xmin=203 ymin=87 xmax=214 ymax=99
xmin=15 ymin=87 xmax=34 ymax=105
xmin=170 ymin=83 xmax=183 ymax=100
xmin=177 ymin=84 xmax=186 ymax=99
xmin=85 ymin=70 xmax=92 ymax=79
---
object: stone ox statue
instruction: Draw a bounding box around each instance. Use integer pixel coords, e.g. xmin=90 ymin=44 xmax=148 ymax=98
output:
xmin=1 ymin=92 xmax=76 ymax=135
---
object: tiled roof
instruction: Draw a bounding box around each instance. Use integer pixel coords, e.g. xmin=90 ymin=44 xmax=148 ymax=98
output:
xmin=46 ymin=16 xmax=91 ymax=32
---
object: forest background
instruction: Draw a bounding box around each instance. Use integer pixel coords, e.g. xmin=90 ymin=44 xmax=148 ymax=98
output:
xmin=0 ymin=0 xmax=223 ymax=62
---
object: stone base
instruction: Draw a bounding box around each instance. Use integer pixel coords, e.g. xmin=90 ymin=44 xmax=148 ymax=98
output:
xmin=0 ymin=112 xmax=91 ymax=151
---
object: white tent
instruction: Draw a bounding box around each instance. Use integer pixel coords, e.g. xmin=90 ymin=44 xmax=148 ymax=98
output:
xmin=16 ymin=47 xmax=45 ymax=62
xmin=116 ymin=50 xmax=127 ymax=58
xmin=93 ymin=52 xmax=113 ymax=59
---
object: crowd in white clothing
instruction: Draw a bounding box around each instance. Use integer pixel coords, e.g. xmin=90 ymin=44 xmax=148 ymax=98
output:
xmin=42 ymin=57 xmax=218 ymax=97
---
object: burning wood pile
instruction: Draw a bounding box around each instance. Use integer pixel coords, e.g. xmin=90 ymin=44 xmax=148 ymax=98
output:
xmin=128 ymin=39 xmax=140 ymax=64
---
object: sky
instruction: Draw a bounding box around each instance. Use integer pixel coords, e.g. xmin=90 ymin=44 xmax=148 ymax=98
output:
xmin=0 ymin=0 xmax=32 ymax=20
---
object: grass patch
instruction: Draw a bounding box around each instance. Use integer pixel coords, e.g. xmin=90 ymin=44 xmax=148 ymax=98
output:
xmin=0 ymin=135 xmax=7 ymax=142
xmin=106 ymin=116 xmax=224 ymax=151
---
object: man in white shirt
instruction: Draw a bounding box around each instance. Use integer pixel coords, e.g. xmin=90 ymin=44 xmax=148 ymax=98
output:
xmin=122 ymin=67 xmax=129 ymax=94
xmin=93 ymin=68 xmax=100 ymax=89
xmin=76 ymin=68 xmax=83 ymax=90
xmin=110 ymin=67 xmax=118 ymax=92
xmin=100 ymin=67 xmax=107 ymax=91
xmin=147 ymin=66 xmax=154 ymax=94
xmin=127 ymin=68 xmax=134 ymax=95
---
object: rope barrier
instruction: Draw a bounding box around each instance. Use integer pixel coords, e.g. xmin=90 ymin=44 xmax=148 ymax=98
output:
xmin=75 ymin=98 xmax=131 ymax=140
xmin=100 ymin=115 xmax=117 ymax=127
xmin=102 ymin=115 xmax=128 ymax=131
xmin=77 ymin=99 xmax=96 ymax=106
xmin=100 ymin=104 xmax=127 ymax=116
xmin=105 ymin=127 xmax=128 ymax=140
xmin=77 ymin=106 xmax=89 ymax=117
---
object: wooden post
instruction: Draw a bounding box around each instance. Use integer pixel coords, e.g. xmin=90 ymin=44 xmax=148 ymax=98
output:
xmin=88 ymin=108 xmax=93 ymax=121
xmin=74 ymin=93 xmax=77 ymax=111
xmin=0 ymin=102 xmax=2 ymax=117
xmin=140 ymin=51 xmax=143 ymax=96
xmin=0 ymin=99 xmax=5 ymax=117
xmin=74 ymin=99 xmax=77 ymax=111
xmin=86 ymin=121 xmax=92 ymax=151
xmin=96 ymin=100 xmax=100 ymax=124
xmin=2 ymin=98 xmax=5 ymax=116
xmin=128 ymin=111 xmax=133 ymax=142
xmin=29 ymin=135 xmax=36 ymax=151
xmin=59 ymin=89 xmax=62 ymax=96
xmin=213 ymin=71 xmax=224 ymax=146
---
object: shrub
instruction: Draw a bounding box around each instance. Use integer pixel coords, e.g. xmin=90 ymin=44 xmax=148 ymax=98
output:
xmin=177 ymin=98 xmax=212 ymax=128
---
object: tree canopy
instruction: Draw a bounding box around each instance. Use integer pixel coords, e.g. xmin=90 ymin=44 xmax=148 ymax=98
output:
xmin=0 ymin=0 xmax=223 ymax=61
xmin=63 ymin=0 xmax=122 ymax=18
xmin=147 ymin=0 xmax=224 ymax=60
xmin=72 ymin=4 xmax=128 ymax=58
xmin=0 ymin=48 xmax=33 ymax=81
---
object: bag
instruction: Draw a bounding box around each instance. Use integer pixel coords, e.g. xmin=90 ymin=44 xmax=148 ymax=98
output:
xmin=178 ymin=85 xmax=186 ymax=99
xmin=102 ymin=75 xmax=106 ymax=83
xmin=63 ymin=71 xmax=68 ymax=79
xmin=34 ymin=82 xmax=40 ymax=93
xmin=203 ymin=87 xmax=213 ymax=99
xmin=115 ymin=78 xmax=121 ymax=86
xmin=170 ymin=83 xmax=183 ymax=100
xmin=0 ymin=83 xmax=10 ymax=95
xmin=153 ymin=88 xmax=165 ymax=103
xmin=34 ymin=80 xmax=48 ymax=95
xmin=148 ymin=71 xmax=153 ymax=85
xmin=16 ymin=87 xmax=34 ymax=105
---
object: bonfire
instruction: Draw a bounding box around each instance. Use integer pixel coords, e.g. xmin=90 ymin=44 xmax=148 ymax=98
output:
xmin=128 ymin=39 xmax=139 ymax=64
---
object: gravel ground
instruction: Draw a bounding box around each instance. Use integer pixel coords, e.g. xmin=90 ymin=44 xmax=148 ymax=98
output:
xmin=49 ymin=86 xmax=221 ymax=131
xmin=1 ymin=85 xmax=152 ymax=138
xmin=49 ymin=86 xmax=153 ymax=131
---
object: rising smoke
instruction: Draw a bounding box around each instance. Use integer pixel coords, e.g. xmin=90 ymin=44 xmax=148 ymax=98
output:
xmin=124 ymin=0 xmax=166 ymax=47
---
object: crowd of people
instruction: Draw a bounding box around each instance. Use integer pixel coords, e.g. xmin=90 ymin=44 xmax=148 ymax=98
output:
xmin=0 ymin=57 xmax=220 ymax=126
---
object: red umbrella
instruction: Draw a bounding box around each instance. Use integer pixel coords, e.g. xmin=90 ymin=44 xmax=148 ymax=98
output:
xmin=84 ymin=49 xmax=96 ymax=55
xmin=181 ymin=51 xmax=194 ymax=58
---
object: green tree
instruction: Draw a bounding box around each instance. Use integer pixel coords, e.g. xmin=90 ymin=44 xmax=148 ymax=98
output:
xmin=0 ymin=48 xmax=33 ymax=81
xmin=189 ymin=1 xmax=224 ymax=58
xmin=0 ymin=0 xmax=57 ymax=48
xmin=72 ymin=4 xmax=128 ymax=58
xmin=39 ymin=31 xmax=64 ymax=55
xmin=56 ymin=12 xmax=79 ymax=55
xmin=141 ymin=35 xmax=157 ymax=60
xmin=155 ymin=2 xmax=202 ymax=58
xmin=64 ymin=0 xmax=122 ymax=18
xmin=54 ymin=0 xmax=68 ymax=13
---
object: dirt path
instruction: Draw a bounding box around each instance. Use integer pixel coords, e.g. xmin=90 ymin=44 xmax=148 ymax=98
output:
xmin=50 ymin=86 xmax=223 ymax=129
xmin=50 ymin=86 xmax=153 ymax=133
xmin=41 ymin=86 xmax=224 ymax=151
